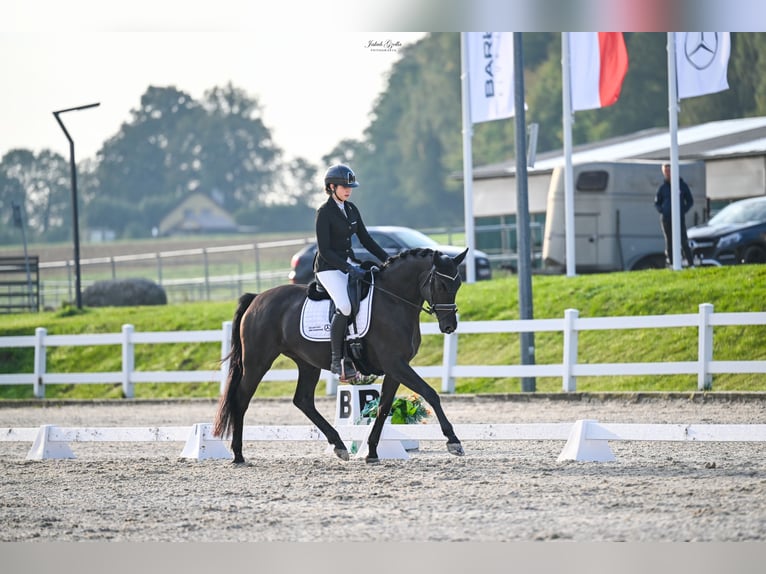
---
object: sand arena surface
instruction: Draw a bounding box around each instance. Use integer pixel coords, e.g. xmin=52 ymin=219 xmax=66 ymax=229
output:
xmin=1 ymin=394 xmax=765 ymax=542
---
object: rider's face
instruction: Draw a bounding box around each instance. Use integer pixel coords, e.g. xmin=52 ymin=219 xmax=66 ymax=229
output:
xmin=333 ymin=184 xmax=353 ymax=201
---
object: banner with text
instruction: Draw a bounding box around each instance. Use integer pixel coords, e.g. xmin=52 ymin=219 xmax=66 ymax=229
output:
xmin=467 ymin=32 xmax=515 ymax=124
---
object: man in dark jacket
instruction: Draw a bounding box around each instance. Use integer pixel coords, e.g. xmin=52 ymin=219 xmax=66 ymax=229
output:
xmin=654 ymin=163 xmax=695 ymax=267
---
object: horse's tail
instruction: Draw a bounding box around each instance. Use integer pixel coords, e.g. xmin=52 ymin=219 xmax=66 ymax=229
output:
xmin=213 ymin=292 xmax=257 ymax=438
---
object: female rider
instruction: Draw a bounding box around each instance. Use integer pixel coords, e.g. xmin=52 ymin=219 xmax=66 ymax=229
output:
xmin=314 ymin=164 xmax=389 ymax=381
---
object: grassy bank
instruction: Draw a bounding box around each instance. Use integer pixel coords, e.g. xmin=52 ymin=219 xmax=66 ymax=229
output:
xmin=1 ymin=264 xmax=765 ymax=399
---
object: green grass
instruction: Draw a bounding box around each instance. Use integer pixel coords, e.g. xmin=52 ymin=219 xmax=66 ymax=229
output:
xmin=1 ymin=264 xmax=765 ymax=399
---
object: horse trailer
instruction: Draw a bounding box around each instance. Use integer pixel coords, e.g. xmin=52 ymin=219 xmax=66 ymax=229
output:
xmin=542 ymin=160 xmax=707 ymax=272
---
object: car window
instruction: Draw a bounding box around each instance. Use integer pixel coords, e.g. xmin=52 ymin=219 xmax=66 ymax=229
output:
xmin=711 ymin=200 xmax=766 ymax=225
xmin=389 ymin=228 xmax=440 ymax=248
xmin=370 ymin=233 xmax=401 ymax=250
xmin=351 ymin=232 xmax=402 ymax=250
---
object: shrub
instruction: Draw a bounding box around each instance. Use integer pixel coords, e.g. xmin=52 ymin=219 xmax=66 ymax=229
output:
xmin=82 ymin=278 xmax=167 ymax=307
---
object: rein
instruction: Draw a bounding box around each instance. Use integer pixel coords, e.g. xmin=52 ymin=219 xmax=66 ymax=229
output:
xmin=360 ymin=265 xmax=459 ymax=316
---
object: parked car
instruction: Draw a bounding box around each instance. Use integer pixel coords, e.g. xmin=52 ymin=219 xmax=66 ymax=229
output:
xmin=687 ymin=196 xmax=766 ymax=266
xmin=288 ymin=225 xmax=493 ymax=284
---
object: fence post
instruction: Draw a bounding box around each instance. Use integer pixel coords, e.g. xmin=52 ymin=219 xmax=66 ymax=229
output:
xmin=441 ymin=327 xmax=458 ymax=393
xmin=33 ymin=327 xmax=46 ymax=399
xmin=253 ymin=243 xmax=262 ymax=293
xmin=122 ymin=324 xmax=135 ymax=398
xmin=562 ymin=308 xmax=579 ymax=392
xmin=698 ymin=303 xmax=713 ymax=391
xmin=203 ymin=248 xmax=210 ymax=301
xmin=220 ymin=321 xmax=232 ymax=396
xmin=156 ymin=253 xmax=163 ymax=285
xmin=325 ymin=372 xmax=338 ymax=396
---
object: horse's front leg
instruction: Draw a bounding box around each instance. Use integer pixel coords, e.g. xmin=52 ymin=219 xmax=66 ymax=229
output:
xmin=384 ymin=361 xmax=464 ymax=457
xmin=365 ymin=376 xmax=400 ymax=464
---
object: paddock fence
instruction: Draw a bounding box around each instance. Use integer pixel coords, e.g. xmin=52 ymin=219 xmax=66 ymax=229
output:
xmin=1 ymin=303 xmax=765 ymax=398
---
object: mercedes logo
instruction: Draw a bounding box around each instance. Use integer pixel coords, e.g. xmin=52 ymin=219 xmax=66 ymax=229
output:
xmin=684 ymin=33 xmax=719 ymax=70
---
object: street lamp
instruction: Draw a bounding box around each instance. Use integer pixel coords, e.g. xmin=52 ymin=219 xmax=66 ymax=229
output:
xmin=53 ymin=102 xmax=100 ymax=309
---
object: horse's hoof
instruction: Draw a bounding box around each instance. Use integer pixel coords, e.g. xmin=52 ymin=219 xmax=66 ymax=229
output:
xmin=334 ymin=447 xmax=350 ymax=461
xmin=447 ymin=441 xmax=465 ymax=456
xmin=232 ymin=457 xmax=246 ymax=465
xmin=365 ymin=456 xmax=381 ymax=465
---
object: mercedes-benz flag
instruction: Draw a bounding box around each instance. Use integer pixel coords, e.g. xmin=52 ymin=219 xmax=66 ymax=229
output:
xmin=675 ymin=32 xmax=731 ymax=100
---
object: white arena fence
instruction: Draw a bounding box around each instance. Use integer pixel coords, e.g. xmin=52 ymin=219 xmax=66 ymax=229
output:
xmin=3 ymin=420 xmax=766 ymax=462
xmin=1 ymin=303 xmax=765 ymax=399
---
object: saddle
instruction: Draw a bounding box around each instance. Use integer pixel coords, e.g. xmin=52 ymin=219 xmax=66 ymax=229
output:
xmin=301 ymin=263 xmax=383 ymax=377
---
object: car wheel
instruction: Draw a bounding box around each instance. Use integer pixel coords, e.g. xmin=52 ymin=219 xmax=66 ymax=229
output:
xmin=742 ymin=246 xmax=766 ymax=264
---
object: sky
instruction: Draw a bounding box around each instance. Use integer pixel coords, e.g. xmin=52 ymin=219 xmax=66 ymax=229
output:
xmin=1 ymin=20 xmax=425 ymax=170
xmin=3 ymin=0 xmax=764 ymax=172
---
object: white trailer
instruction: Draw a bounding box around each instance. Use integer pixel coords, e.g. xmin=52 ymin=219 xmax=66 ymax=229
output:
xmin=542 ymin=160 xmax=706 ymax=272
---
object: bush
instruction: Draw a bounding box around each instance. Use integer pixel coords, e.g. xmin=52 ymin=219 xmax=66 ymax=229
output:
xmin=83 ymin=278 xmax=167 ymax=307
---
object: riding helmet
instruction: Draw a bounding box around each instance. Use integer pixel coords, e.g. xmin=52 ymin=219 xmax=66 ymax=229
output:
xmin=324 ymin=164 xmax=359 ymax=188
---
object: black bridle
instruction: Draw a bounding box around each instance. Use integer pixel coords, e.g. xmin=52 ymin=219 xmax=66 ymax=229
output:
xmin=361 ymin=264 xmax=460 ymax=317
xmin=421 ymin=265 xmax=460 ymax=316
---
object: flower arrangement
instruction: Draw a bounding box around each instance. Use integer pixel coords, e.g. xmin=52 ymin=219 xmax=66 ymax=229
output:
xmin=359 ymin=394 xmax=431 ymax=425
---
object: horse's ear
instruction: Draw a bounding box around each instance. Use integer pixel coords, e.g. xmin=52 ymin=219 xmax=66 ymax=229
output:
xmin=453 ymin=247 xmax=468 ymax=266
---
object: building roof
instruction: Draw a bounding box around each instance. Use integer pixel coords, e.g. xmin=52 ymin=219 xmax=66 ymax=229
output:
xmin=471 ymin=116 xmax=766 ymax=180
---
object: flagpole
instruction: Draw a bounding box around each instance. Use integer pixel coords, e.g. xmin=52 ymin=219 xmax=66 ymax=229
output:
xmin=667 ymin=32 xmax=682 ymax=271
xmin=513 ymin=32 xmax=536 ymax=392
xmin=459 ymin=33 xmax=477 ymax=284
xmin=561 ymin=32 xmax=576 ymax=277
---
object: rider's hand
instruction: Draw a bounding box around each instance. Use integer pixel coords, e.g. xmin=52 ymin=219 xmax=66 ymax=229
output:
xmin=347 ymin=265 xmax=365 ymax=280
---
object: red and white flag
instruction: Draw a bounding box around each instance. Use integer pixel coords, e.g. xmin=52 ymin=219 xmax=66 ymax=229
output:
xmin=569 ymin=32 xmax=629 ymax=111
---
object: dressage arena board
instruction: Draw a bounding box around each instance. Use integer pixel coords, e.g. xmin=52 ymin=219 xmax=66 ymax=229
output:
xmin=4 ymin=420 xmax=766 ymax=462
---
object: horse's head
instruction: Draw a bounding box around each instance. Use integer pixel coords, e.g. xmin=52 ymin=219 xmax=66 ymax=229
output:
xmin=422 ymin=248 xmax=468 ymax=334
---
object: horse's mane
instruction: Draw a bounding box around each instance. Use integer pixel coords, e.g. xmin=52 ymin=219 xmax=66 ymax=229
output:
xmin=381 ymin=248 xmax=436 ymax=273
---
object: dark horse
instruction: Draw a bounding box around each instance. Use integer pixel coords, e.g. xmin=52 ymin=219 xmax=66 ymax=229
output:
xmin=213 ymin=247 xmax=468 ymax=464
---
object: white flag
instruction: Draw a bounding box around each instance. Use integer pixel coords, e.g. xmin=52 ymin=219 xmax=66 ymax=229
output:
xmin=675 ymin=32 xmax=730 ymax=99
xmin=467 ymin=32 xmax=515 ymax=123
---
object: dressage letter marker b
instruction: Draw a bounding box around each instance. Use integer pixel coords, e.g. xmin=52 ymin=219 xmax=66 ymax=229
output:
xmin=335 ymin=385 xmax=380 ymax=423
xmin=338 ymin=389 xmax=352 ymax=420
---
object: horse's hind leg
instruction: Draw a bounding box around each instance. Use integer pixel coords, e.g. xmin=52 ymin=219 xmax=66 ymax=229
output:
xmin=230 ymin=358 xmax=273 ymax=463
xmin=292 ymin=361 xmax=349 ymax=461
xmin=364 ymin=375 xmax=400 ymax=464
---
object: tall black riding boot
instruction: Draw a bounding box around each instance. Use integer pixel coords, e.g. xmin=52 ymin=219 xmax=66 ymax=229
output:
xmin=330 ymin=311 xmax=357 ymax=381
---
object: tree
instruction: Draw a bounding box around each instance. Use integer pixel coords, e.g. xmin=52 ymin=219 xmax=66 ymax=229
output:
xmin=91 ymin=84 xmax=283 ymax=238
xmin=0 ymin=171 xmax=26 ymax=244
xmin=0 ymin=149 xmax=71 ymax=241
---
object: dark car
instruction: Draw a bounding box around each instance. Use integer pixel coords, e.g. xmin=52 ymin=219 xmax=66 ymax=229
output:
xmin=688 ymin=196 xmax=766 ymax=266
xmin=288 ymin=225 xmax=493 ymax=284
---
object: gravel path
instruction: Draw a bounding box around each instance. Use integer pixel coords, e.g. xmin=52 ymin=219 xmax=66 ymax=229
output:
xmin=1 ymin=394 xmax=765 ymax=542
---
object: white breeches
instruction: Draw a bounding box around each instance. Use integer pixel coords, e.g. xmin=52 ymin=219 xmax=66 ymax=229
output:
xmin=316 ymin=268 xmax=352 ymax=316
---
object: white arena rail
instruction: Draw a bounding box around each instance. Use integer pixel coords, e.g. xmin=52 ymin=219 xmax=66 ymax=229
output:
xmin=1 ymin=303 xmax=765 ymax=398
xmin=3 ymin=420 xmax=766 ymax=463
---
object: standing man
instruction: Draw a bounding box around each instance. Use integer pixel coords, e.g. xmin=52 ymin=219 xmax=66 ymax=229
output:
xmin=654 ymin=162 xmax=695 ymax=267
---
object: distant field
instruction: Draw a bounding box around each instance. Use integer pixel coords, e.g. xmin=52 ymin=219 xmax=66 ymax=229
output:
xmin=0 ymin=232 xmax=316 ymax=308
xmin=0 ymin=232 xmax=313 ymax=264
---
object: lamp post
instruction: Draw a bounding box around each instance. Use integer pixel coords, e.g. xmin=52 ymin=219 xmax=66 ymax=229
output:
xmin=53 ymin=102 xmax=100 ymax=309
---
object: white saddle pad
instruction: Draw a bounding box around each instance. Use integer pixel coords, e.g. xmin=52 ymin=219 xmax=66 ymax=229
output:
xmin=300 ymin=280 xmax=374 ymax=342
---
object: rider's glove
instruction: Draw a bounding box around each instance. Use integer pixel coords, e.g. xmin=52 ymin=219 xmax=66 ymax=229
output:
xmin=347 ymin=265 xmax=365 ymax=280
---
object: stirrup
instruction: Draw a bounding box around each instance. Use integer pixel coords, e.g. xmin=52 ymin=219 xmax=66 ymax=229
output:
xmin=339 ymin=359 xmax=359 ymax=383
